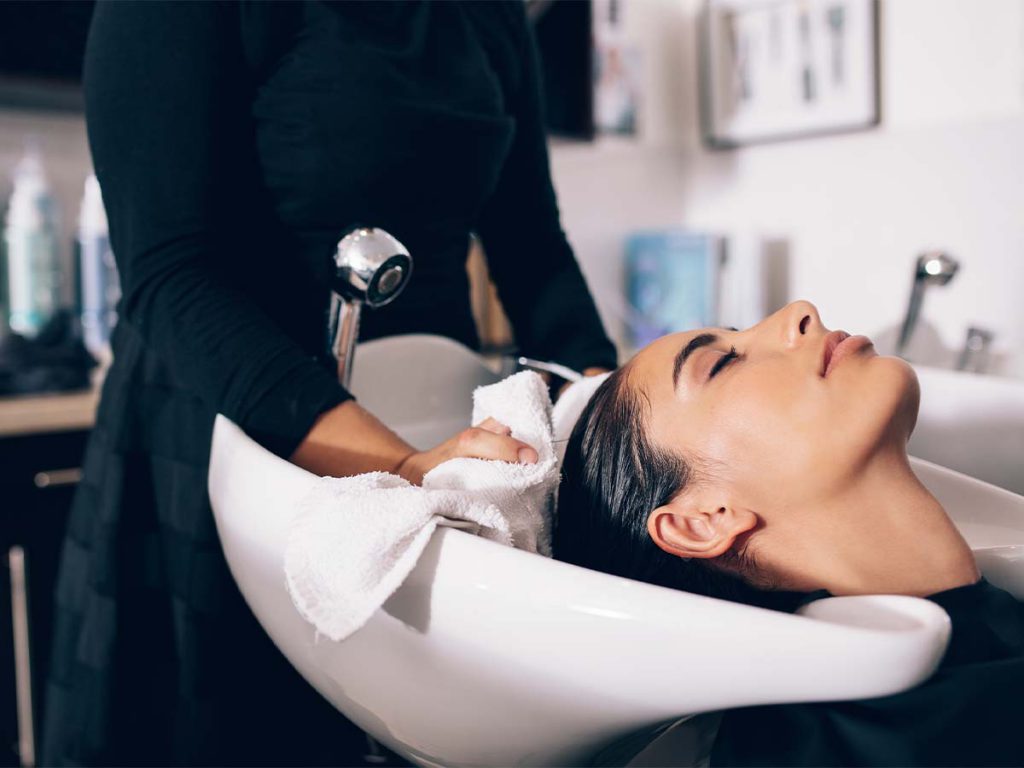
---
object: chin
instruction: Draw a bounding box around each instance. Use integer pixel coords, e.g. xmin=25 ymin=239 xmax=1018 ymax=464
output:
xmin=829 ymin=355 xmax=918 ymax=461
xmin=871 ymin=355 xmax=921 ymax=442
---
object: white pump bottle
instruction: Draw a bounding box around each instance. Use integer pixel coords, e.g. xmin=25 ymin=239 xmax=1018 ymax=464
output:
xmin=3 ymin=143 xmax=62 ymax=338
xmin=77 ymin=174 xmax=119 ymax=359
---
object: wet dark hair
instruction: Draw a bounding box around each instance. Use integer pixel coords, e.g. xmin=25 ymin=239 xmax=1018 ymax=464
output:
xmin=554 ymin=366 xmax=779 ymax=607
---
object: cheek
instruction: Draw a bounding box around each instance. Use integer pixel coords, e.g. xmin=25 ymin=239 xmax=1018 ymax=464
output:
xmin=705 ymin=357 xmax=918 ymax=486
xmin=691 ymin=371 xmax=838 ymax=491
xmin=674 ymin=358 xmax=920 ymax=501
xmin=692 ymin=396 xmax=804 ymax=483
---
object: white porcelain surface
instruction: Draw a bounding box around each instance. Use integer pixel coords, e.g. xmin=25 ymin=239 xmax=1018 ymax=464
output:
xmin=209 ymin=335 xmax=1024 ymax=767
xmin=911 ymin=365 xmax=1024 ymax=495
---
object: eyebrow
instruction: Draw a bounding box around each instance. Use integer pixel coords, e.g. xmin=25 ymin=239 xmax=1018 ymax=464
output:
xmin=672 ymin=333 xmax=718 ymax=389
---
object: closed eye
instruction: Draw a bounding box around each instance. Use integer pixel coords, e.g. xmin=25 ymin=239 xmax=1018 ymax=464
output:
xmin=709 ymin=347 xmax=740 ymax=379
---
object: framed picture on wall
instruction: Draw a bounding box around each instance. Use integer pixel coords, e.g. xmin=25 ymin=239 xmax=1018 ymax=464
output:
xmin=700 ymin=0 xmax=879 ymax=148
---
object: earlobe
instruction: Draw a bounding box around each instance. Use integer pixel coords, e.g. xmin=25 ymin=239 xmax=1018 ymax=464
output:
xmin=647 ymin=499 xmax=757 ymax=560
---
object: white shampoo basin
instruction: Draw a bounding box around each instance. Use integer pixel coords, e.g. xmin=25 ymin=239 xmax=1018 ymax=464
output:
xmin=911 ymin=366 xmax=1024 ymax=495
xmin=209 ymin=335 xmax=1024 ymax=767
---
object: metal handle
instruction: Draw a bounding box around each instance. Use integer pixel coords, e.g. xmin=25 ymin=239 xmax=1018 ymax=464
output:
xmin=328 ymin=293 xmax=361 ymax=390
xmin=9 ymin=547 xmax=35 ymax=768
xmin=514 ymin=357 xmax=583 ymax=383
xmin=33 ymin=468 xmax=82 ymax=489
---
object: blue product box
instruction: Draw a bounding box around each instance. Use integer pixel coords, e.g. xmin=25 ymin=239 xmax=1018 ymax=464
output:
xmin=625 ymin=231 xmax=721 ymax=349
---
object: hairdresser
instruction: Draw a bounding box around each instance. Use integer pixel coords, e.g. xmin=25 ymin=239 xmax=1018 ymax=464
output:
xmin=42 ymin=2 xmax=615 ymax=764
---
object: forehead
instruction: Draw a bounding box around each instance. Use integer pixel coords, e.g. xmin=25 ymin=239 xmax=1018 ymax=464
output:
xmin=629 ymin=329 xmax=706 ymax=400
xmin=631 ymin=330 xmax=705 ymax=374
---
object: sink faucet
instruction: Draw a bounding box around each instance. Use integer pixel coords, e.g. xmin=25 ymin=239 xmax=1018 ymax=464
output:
xmin=896 ymin=251 xmax=959 ymax=359
xmin=956 ymin=326 xmax=994 ymax=374
xmin=327 ymin=227 xmax=412 ymax=388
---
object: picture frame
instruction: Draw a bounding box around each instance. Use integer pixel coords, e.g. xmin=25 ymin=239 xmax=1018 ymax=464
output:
xmin=700 ymin=0 xmax=879 ymax=148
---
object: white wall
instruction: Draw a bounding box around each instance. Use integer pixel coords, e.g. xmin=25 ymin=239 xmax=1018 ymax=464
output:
xmin=550 ymin=0 xmax=693 ymax=356
xmin=552 ymin=0 xmax=1024 ymax=376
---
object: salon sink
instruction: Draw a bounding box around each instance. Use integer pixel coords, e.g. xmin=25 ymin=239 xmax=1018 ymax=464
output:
xmin=208 ymin=335 xmax=1024 ymax=768
xmin=910 ymin=366 xmax=1024 ymax=495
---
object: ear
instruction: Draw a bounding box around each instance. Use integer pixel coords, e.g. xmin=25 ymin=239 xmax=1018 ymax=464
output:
xmin=647 ymin=494 xmax=758 ymax=560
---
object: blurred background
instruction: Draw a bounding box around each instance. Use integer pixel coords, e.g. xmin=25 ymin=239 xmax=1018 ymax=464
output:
xmin=1 ymin=0 xmax=1023 ymax=377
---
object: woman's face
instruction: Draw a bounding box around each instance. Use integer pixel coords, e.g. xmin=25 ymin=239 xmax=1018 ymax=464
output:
xmin=629 ymin=301 xmax=920 ymax=509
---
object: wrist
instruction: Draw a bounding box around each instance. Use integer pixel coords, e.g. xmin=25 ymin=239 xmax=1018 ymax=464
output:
xmin=394 ymin=449 xmax=421 ymax=483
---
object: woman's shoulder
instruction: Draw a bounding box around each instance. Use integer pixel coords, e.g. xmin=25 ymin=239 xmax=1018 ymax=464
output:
xmin=926 ymin=577 xmax=1020 ymax=614
xmin=461 ymin=1 xmax=528 ymax=30
xmin=927 ymin=578 xmax=1024 ymax=667
xmin=458 ymin=0 xmax=531 ymax=96
xmin=237 ymin=1 xmax=306 ymax=79
xmin=460 ymin=0 xmax=530 ymax=51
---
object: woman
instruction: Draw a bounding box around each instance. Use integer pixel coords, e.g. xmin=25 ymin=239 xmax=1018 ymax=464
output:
xmin=556 ymin=300 xmax=1024 ymax=767
xmin=43 ymin=2 xmax=615 ymax=765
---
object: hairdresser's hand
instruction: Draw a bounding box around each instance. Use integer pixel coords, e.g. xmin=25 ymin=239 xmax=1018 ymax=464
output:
xmin=395 ymin=417 xmax=538 ymax=485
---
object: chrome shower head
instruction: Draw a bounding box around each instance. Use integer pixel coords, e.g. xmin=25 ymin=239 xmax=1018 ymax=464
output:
xmin=328 ymin=227 xmax=413 ymax=388
xmin=914 ymin=251 xmax=959 ymax=287
xmin=331 ymin=227 xmax=412 ymax=308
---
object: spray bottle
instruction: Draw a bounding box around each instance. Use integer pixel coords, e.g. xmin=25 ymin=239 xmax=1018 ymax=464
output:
xmin=2 ymin=141 xmax=62 ymax=338
xmin=77 ymin=174 xmax=119 ymax=359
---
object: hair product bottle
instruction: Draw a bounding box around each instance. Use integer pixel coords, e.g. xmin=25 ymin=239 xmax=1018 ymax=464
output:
xmin=2 ymin=142 xmax=62 ymax=338
xmin=76 ymin=174 xmax=119 ymax=359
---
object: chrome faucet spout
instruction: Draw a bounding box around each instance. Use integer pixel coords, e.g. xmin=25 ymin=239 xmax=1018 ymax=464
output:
xmin=896 ymin=251 xmax=959 ymax=359
xmin=327 ymin=227 xmax=412 ymax=388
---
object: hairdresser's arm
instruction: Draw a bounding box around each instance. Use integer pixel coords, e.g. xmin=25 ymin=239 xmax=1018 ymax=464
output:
xmin=86 ymin=2 xmax=350 ymax=456
xmin=87 ymin=2 xmax=535 ymax=480
xmin=292 ymin=405 xmax=536 ymax=485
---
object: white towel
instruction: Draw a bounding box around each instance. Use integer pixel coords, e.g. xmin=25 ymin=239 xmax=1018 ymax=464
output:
xmin=284 ymin=371 xmax=559 ymax=642
xmin=551 ymin=371 xmax=612 ymax=464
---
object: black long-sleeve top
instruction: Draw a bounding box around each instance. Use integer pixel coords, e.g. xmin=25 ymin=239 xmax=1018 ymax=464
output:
xmin=85 ymin=0 xmax=616 ymax=456
xmin=712 ymin=578 xmax=1024 ymax=767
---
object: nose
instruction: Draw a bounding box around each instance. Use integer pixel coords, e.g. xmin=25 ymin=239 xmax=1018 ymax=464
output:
xmin=779 ymin=300 xmax=824 ymax=348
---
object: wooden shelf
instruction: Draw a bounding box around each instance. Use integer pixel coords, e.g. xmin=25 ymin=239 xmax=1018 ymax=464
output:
xmin=0 ymin=388 xmax=99 ymax=438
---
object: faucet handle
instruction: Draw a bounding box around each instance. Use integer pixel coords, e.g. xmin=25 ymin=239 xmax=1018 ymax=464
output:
xmin=956 ymin=326 xmax=995 ymax=373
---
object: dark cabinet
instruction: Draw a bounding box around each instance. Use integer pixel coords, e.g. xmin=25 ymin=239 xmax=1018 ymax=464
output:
xmin=1 ymin=428 xmax=89 ymax=767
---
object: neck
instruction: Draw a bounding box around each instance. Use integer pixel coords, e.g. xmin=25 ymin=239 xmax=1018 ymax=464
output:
xmin=763 ymin=447 xmax=980 ymax=597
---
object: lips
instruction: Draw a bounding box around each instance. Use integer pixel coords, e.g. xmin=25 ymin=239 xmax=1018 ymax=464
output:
xmin=821 ymin=331 xmax=873 ymax=377
xmin=820 ymin=331 xmax=848 ymax=376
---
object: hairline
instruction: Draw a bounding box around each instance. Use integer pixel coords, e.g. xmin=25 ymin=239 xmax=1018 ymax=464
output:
xmin=618 ymin=354 xmax=718 ymax=488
